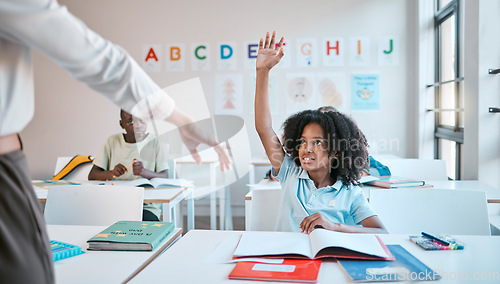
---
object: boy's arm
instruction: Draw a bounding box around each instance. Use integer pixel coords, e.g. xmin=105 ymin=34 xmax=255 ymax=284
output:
xmin=88 ymin=164 xmax=127 ymax=181
xmin=255 ymin=31 xmax=286 ymax=174
xmin=132 ymin=159 xmax=169 ymax=179
xmin=136 ymin=169 xmax=168 ymax=179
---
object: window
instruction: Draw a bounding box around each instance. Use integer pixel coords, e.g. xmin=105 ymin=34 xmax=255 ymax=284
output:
xmin=428 ymin=0 xmax=463 ymax=179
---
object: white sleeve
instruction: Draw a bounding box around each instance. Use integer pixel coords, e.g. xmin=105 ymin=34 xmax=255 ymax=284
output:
xmin=0 ymin=0 xmax=174 ymax=118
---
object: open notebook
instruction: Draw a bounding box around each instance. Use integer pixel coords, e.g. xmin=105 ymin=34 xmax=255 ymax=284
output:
xmin=106 ymin=178 xmax=193 ymax=188
xmin=233 ymin=229 xmax=394 ymax=261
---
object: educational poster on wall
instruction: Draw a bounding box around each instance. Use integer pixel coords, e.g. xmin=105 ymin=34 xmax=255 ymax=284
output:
xmin=286 ymin=73 xmax=316 ymax=114
xmin=276 ymin=38 xmax=292 ymax=69
xmin=351 ymin=74 xmax=380 ymax=111
xmin=378 ymin=36 xmax=399 ymax=66
xmin=244 ymin=41 xmax=259 ymax=70
xmin=217 ymin=42 xmax=237 ymax=71
xmin=316 ymin=73 xmax=349 ymax=113
xmin=191 ymin=42 xmax=211 ymax=71
xmin=322 ymin=38 xmax=344 ymax=67
xmin=165 ymin=43 xmax=186 ymax=72
xmin=296 ymin=38 xmax=318 ymax=67
xmin=349 ymin=37 xmax=370 ymax=66
xmin=142 ymin=45 xmax=161 ymax=72
xmin=248 ymin=73 xmax=278 ymax=114
xmin=215 ymin=74 xmax=243 ymax=115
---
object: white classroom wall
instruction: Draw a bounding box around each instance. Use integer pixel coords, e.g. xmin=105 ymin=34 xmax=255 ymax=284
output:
xmin=22 ymin=0 xmax=415 ymax=215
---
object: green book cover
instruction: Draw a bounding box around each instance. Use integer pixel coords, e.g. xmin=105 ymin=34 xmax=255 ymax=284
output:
xmin=87 ymin=221 xmax=174 ymax=251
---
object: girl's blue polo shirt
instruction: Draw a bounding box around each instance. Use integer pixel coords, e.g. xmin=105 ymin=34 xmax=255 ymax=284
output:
xmin=275 ymin=155 xmax=376 ymax=232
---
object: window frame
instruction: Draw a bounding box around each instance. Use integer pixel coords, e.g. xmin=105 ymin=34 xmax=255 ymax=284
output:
xmin=431 ymin=0 xmax=463 ymax=179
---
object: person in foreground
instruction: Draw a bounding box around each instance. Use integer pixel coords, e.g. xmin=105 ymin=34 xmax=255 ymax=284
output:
xmin=88 ymin=110 xmax=169 ymax=221
xmin=0 ymin=1 xmax=229 ymax=282
xmin=254 ymin=31 xmax=387 ymax=234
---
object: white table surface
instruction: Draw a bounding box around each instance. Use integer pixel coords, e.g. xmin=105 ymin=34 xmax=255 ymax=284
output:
xmin=47 ymin=224 xmax=182 ymax=284
xmin=244 ymin=180 xmax=500 ymax=203
xmin=363 ymin=180 xmax=500 ymax=203
xmin=36 ymin=185 xmax=194 ymax=230
xmin=130 ymin=230 xmax=500 ymax=284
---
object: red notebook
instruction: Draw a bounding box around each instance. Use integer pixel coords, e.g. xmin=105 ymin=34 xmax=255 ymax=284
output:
xmin=229 ymin=259 xmax=321 ymax=283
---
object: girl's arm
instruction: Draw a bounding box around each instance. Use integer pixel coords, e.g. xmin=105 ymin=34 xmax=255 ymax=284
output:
xmin=300 ymin=214 xmax=388 ymax=234
xmin=255 ymin=31 xmax=286 ymax=174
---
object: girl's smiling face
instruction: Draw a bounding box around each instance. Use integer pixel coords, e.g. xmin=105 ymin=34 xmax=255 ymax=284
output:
xmin=298 ymin=123 xmax=332 ymax=172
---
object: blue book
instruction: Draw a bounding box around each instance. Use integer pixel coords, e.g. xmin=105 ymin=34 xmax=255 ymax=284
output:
xmin=338 ymin=245 xmax=440 ymax=282
xmin=51 ymin=240 xmax=84 ymax=262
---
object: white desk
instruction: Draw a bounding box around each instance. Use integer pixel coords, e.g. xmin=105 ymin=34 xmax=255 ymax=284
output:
xmin=47 ymin=225 xmax=182 ymax=284
xmin=245 ymin=180 xmax=500 ymax=203
xmin=37 ymin=186 xmax=194 ymax=231
xmin=249 ymin=157 xmax=271 ymax=184
xmin=245 ymin=179 xmax=280 ymax=230
xmin=175 ymin=155 xmax=233 ymax=230
xmin=245 ymin=179 xmax=500 ymax=231
xmin=362 ymin=180 xmax=500 ymax=203
xmin=130 ymin=230 xmax=500 ymax=283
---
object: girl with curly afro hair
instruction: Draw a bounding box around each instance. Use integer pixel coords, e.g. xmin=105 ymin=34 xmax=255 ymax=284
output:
xmin=255 ymin=31 xmax=386 ymax=234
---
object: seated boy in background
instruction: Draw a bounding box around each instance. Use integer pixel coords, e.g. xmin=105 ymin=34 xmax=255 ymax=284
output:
xmin=88 ymin=109 xmax=169 ymax=221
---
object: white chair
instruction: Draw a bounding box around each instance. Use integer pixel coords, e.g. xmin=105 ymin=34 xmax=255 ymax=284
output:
xmin=369 ymin=189 xmax=491 ymax=235
xmin=247 ymin=188 xmax=282 ymax=231
xmin=44 ymin=185 xmax=144 ymax=226
xmin=53 ymin=156 xmax=94 ymax=181
xmin=377 ymin=158 xmax=448 ymax=180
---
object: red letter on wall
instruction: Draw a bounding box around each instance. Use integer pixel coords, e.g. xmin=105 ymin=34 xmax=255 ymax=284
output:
xmin=326 ymin=41 xmax=340 ymax=56
xmin=145 ymin=48 xmax=158 ymax=62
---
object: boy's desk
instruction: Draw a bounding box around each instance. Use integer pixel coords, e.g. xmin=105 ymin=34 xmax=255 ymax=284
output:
xmin=47 ymin=224 xmax=182 ymax=284
xmin=129 ymin=230 xmax=500 ymax=284
xmin=35 ymin=183 xmax=195 ymax=231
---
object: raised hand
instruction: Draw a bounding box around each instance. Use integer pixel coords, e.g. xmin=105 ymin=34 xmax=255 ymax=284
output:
xmin=256 ymin=31 xmax=285 ymax=71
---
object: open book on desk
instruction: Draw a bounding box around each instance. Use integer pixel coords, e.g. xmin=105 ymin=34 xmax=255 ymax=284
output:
xmin=108 ymin=178 xmax=193 ymax=188
xmin=233 ymin=229 xmax=394 ymax=261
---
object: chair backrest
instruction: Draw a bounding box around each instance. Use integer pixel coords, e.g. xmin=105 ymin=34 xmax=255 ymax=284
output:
xmin=44 ymin=185 xmax=144 ymax=226
xmin=378 ymin=158 xmax=448 ymax=180
xmin=369 ymin=188 xmax=490 ymax=235
xmin=248 ymin=188 xmax=282 ymax=231
xmin=53 ymin=156 xmax=93 ymax=181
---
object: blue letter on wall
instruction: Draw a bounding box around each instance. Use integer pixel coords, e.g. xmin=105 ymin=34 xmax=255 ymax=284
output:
xmin=220 ymin=45 xmax=233 ymax=59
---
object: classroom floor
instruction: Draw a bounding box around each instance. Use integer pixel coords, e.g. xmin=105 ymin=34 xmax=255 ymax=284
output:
xmin=182 ymin=216 xmax=245 ymax=234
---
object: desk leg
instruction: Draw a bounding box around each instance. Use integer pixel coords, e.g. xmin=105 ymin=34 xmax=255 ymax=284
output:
xmin=225 ymin=185 xmax=233 ymax=230
xmin=245 ymin=197 xmax=251 ymax=230
xmin=210 ymin=163 xmax=217 ymax=230
xmin=210 ymin=191 xmax=217 ymax=229
xmin=219 ymin=186 xmax=225 ymax=230
xmin=187 ymin=190 xmax=194 ymax=231
xmin=163 ymin=203 xmax=172 ymax=223
xmin=249 ymin=164 xmax=255 ymax=185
